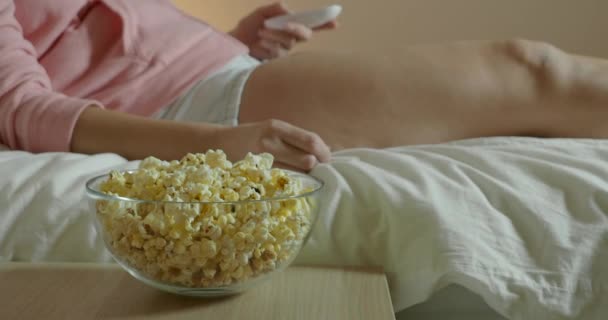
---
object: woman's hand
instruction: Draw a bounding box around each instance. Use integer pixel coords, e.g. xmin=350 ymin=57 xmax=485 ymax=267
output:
xmin=229 ymin=2 xmax=337 ymax=61
xmin=216 ymin=119 xmax=331 ymax=172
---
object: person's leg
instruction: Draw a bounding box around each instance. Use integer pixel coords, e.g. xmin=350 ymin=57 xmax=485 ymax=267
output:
xmin=239 ymin=40 xmax=608 ymax=150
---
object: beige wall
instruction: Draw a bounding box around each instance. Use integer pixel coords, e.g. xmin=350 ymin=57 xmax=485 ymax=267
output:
xmin=173 ymin=0 xmax=608 ymax=57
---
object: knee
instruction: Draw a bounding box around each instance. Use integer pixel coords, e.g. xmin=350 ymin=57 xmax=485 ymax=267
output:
xmin=500 ymin=39 xmax=573 ymax=94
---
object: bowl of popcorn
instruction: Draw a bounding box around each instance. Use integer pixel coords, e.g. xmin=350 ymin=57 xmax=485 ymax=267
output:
xmin=85 ymin=150 xmax=323 ymax=297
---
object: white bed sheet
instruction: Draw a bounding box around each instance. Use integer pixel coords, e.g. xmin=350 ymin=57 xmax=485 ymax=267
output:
xmin=1 ymin=137 xmax=607 ymax=319
xmin=396 ymin=284 xmax=506 ymax=320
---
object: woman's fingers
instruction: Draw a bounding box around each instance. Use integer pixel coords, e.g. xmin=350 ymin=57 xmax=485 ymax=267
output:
xmin=284 ymin=23 xmax=313 ymax=41
xmin=216 ymin=120 xmax=330 ymax=171
xmin=261 ymin=136 xmax=318 ymax=171
xmin=254 ymin=22 xmax=332 ymax=60
xmin=258 ymin=29 xmax=297 ymax=50
xmin=266 ymin=120 xmax=331 ymax=163
xmin=256 ymin=24 xmax=312 ymax=58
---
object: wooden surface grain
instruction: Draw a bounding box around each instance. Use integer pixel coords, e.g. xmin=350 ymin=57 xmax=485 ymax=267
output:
xmin=0 ymin=263 xmax=395 ymax=320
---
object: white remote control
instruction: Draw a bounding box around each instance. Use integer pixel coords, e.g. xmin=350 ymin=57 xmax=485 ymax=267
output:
xmin=264 ymin=4 xmax=342 ymax=30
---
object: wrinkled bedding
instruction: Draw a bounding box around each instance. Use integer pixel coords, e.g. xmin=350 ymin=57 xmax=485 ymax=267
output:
xmin=1 ymin=137 xmax=607 ymax=319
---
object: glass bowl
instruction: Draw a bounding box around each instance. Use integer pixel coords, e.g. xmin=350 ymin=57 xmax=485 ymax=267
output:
xmin=85 ymin=170 xmax=323 ymax=297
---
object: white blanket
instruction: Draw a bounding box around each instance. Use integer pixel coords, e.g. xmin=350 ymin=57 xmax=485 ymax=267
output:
xmin=1 ymin=138 xmax=607 ymax=319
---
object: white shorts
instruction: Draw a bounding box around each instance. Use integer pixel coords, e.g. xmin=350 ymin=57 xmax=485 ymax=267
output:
xmin=153 ymin=54 xmax=260 ymax=125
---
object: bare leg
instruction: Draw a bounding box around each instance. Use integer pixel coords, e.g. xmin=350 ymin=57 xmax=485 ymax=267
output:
xmin=239 ymin=40 xmax=608 ymax=150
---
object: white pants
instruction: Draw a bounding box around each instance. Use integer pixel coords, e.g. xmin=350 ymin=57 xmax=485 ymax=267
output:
xmin=153 ymin=54 xmax=260 ymax=125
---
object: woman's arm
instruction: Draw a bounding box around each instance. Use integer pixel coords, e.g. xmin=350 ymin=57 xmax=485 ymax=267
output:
xmin=71 ymin=108 xmax=221 ymax=161
xmin=0 ymin=2 xmax=102 ymax=152
xmin=72 ymin=107 xmax=331 ymax=171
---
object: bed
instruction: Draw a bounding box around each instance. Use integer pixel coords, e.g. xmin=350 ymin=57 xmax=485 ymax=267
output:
xmin=2 ymin=137 xmax=608 ymax=319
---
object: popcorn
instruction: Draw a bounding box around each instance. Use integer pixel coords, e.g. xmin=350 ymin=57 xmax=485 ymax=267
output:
xmin=96 ymin=150 xmax=314 ymax=288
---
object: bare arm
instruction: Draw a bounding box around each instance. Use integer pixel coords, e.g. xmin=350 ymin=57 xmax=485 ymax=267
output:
xmin=71 ymin=107 xmax=222 ymax=161
xmin=71 ymin=107 xmax=330 ymax=170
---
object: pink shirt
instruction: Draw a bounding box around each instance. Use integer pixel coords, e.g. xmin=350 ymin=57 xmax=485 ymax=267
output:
xmin=0 ymin=0 xmax=248 ymax=152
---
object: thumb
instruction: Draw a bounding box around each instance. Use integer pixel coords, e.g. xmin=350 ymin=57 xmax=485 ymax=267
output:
xmin=256 ymin=2 xmax=290 ymax=18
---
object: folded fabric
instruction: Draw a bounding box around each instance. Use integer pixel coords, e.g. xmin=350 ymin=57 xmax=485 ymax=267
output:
xmin=303 ymin=137 xmax=608 ymax=318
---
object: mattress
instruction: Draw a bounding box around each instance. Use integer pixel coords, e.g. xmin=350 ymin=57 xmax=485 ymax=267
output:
xmin=1 ymin=137 xmax=607 ymax=319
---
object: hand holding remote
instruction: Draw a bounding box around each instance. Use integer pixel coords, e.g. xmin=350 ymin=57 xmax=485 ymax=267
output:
xmin=264 ymin=4 xmax=342 ymax=30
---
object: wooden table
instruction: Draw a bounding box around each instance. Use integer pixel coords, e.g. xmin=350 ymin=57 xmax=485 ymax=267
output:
xmin=0 ymin=263 xmax=395 ymax=320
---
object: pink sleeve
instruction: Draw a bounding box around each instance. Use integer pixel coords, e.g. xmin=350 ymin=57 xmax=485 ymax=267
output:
xmin=0 ymin=1 xmax=103 ymax=152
